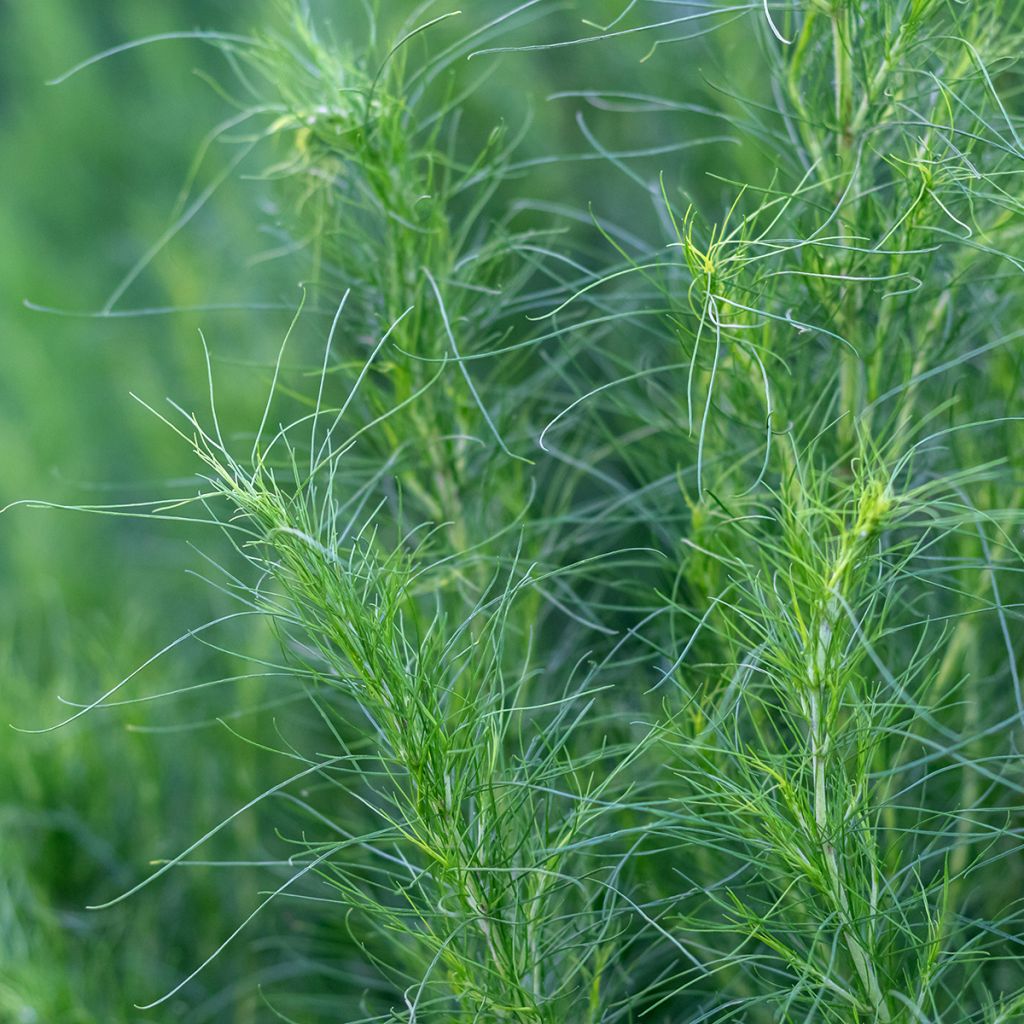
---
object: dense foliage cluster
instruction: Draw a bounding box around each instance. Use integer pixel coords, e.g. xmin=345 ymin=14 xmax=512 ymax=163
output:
xmin=6 ymin=2 xmax=1024 ymax=1021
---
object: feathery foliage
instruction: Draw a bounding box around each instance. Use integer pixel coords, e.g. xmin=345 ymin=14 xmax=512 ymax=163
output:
xmin=8 ymin=0 xmax=1024 ymax=1020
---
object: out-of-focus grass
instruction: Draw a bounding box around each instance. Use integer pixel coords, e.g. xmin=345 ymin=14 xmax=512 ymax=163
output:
xmin=0 ymin=628 xmax=273 ymax=1023
xmin=1 ymin=0 xmax=271 ymax=607
xmin=0 ymin=3 xmax=293 ymax=1020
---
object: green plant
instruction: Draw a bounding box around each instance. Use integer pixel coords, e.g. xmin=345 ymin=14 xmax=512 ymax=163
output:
xmin=9 ymin=0 xmax=1024 ymax=1020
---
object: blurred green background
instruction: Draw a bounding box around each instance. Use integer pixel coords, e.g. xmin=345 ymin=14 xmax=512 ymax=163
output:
xmin=0 ymin=4 xmax=296 ymax=1020
xmin=0 ymin=2 xmax=766 ymax=1019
